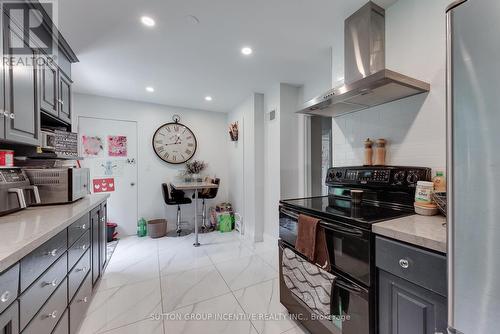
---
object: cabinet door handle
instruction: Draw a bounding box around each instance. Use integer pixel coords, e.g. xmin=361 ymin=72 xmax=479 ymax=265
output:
xmin=45 ymin=310 xmax=58 ymax=319
xmin=81 ymin=244 xmax=87 ymax=251
xmin=80 ymin=224 xmax=86 ymax=230
xmin=399 ymin=259 xmax=410 ymax=269
xmin=0 ymin=291 xmax=11 ymax=303
xmin=43 ymin=279 xmax=58 ymax=287
xmin=46 ymin=249 xmax=58 ymax=257
xmin=79 ymin=296 xmax=88 ymax=303
xmin=76 ymin=266 xmax=87 ymax=273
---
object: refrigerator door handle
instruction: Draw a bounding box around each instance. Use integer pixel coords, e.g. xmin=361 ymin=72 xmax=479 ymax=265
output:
xmin=446 ymin=7 xmax=455 ymax=330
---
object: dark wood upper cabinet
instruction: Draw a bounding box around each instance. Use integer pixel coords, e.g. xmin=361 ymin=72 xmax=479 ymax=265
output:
xmin=3 ymin=27 xmax=40 ymax=146
xmin=58 ymin=70 xmax=72 ymax=124
xmin=39 ymin=56 xmax=58 ymax=117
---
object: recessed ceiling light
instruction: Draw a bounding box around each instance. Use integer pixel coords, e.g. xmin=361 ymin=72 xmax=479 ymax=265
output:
xmin=141 ymin=16 xmax=155 ymax=27
xmin=241 ymin=47 xmax=253 ymax=55
xmin=205 ymin=96 xmax=213 ymax=101
xmin=146 ymin=86 xmax=155 ymax=92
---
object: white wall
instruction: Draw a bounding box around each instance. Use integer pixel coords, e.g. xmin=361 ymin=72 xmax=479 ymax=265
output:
xmin=73 ymin=93 xmax=229 ymax=233
xmin=227 ymin=93 xmax=265 ymax=242
xmin=331 ymin=0 xmax=450 ymax=172
xmin=263 ymin=83 xmax=308 ymax=240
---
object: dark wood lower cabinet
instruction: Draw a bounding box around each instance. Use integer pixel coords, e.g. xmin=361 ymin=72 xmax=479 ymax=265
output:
xmin=91 ymin=208 xmax=100 ymax=285
xmin=0 ymin=301 xmax=18 ymax=334
xmin=378 ymin=270 xmax=447 ymax=334
xmin=0 ymin=199 xmax=107 ymax=334
xmin=376 ymin=236 xmax=447 ymax=334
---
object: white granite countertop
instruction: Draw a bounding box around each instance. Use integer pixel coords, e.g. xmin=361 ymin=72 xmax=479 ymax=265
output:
xmin=0 ymin=194 xmax=109 ymax=272
xmin=373 ymin=214 xmax=447 ymax=254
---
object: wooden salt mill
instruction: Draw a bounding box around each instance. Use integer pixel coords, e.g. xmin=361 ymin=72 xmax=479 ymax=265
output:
xmin=364 ymin=138 xmax=373 ymax=166
xmin=374 ymin=138 xmax=387 ymax=166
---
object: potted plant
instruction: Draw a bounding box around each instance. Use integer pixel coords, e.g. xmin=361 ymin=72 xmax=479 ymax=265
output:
xmin=184 ymin=160 xmax=207 ymax=182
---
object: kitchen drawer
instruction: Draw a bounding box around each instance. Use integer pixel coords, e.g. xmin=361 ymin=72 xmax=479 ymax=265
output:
xmin=21 ymin=229 xmax=67 ymax=292
xmin=376 ymin=236 xmax=446 ymax=296
xmin=0 ymin=263 xmax=19 ymax=314
xmin=51 ymin=310 xmax=68 ymax=334
xmin=68 ymin=214 xmax=90 ymax=248
xmin=68 ymin=249 xmax=90 ymax=302
xmin=22 ymin=278 xmax=67 ymax=334
xmin=20 ymin=253 xmax=67 ymax=330
xmin=0 ymin=300 xmax=19 ymax=334
xmin=67 ymin=231 xmax=90 ymax=271
xmin=69 ymin=273 xmax=92 ymax=334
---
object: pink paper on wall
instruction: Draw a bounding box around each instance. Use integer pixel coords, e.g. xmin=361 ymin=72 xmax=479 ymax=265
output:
xmin=93 ymin=178 xmax=115 ymax=193
xmin=108 ymin=136 xmax=127 ymax=157
xmin=82 ymin=136 xmax=104 ymax=157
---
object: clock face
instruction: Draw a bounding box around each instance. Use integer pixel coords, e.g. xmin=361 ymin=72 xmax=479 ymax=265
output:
xmin=152 ymin=122 xmax=197 ymax=164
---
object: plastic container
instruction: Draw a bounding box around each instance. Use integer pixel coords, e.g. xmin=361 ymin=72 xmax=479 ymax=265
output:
xmin=147 ymin=219 xmax=167 ymax=238
xmin=433 ymin=171 xmax=446 ymax=193
xmin=106 ymin=222 xmax=118 ymax=242
xmin=415 ymin=181 xmax=434 ymax=204
xmin=414 ymin=202 xmax=439 ymax=216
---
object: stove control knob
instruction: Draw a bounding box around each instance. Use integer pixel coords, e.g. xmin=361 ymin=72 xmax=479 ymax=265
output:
xmin=407 ymin=173 xmax=419 ymax=184
xmin=335 ymin=171 xmax=343 ymax=179
xmin=394 ymin=171 xmax=406 ymax=183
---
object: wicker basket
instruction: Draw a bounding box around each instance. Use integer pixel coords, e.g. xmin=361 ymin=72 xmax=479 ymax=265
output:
xmin=433 ymin=192 xmax=447 ymax=216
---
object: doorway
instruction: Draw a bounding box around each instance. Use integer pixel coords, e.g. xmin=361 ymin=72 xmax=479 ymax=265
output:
xmin=78 ymin=117 xmax=138 ymax=236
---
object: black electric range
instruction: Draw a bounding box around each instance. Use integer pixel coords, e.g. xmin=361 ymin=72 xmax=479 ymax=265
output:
xmin=278 ymin=166 xmax=431 ymax=334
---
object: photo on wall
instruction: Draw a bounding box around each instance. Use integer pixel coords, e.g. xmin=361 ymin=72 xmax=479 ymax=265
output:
xmin=108 ymin=135 xmax=128 ymax=157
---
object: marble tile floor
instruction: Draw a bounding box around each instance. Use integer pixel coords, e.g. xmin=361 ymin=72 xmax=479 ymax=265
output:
xmin=77 ymin=231 xmax=309 ymax=334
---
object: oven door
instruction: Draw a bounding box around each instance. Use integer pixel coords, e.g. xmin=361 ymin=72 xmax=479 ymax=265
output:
xmin=279 ymin=206 xmax=299 ymax=246
xmin=321 ymin=222 xmax=372 ymax=286
xmin=279 ymin=206 xmax=372 ymax=286
xmin=279 ymin=241 xmax=372 ymax=334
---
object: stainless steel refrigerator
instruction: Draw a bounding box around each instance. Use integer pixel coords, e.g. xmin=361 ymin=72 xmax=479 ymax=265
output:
xmin=447 ymin=0 xmax=500 ymax=333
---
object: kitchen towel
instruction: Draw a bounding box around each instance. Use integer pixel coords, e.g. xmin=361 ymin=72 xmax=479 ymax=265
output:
xmin=314 ymin=226 xmax=331 ymax=272
xmin=282 ymin=247 xmax=336 ymax=318
xmin=295 ymin=214 xmax=320 ymax=261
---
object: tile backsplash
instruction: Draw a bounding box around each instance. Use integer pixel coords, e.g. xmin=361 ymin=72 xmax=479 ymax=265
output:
xmin=332 ymin=94 xmax=446 ymax=174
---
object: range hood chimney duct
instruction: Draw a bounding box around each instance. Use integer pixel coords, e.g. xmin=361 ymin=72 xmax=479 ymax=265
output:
xmin=298 ymin=1 xmax=430 ymax=118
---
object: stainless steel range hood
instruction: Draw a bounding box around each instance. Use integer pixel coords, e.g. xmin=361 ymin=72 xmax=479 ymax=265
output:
xmin=298 ymin=2 xmax=430 ymax=117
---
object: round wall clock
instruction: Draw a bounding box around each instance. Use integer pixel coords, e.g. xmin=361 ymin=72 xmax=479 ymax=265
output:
xmin=152 ymin=117 xmax=197 ymax=164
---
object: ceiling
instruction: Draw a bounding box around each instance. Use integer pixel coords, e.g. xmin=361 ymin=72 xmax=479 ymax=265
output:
xmin=57 ymin=0 xmax=398 ymax=112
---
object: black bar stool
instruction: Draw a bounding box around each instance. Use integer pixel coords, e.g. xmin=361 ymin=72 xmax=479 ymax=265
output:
xmin=162 ymin=183 xmax=192 ymax=237
xmin=193 ymin=178 xmax=220 ymax=232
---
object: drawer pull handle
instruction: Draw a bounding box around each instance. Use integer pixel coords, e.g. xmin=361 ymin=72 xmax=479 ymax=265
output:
xmin=76 ymin=267 xmax=87 ymax=273
xmin=46 ymin=249 xmax=58 ymax=257
xmin=79 ymin=296 xmax=88 ymax=303
xmin=80 ymin=224 xmax=86 ymax=230
xmin=43 ymin=279 xmax=58 ymax=287
xmin=46 ymin=310 xmax=58 ymax=319
xmin=101 ymin=217 xmax=105 ymax=223
xmin=399 ymin=259 xmax=410 ymax=269
xmin=0 ymin=291 xmax=10 ymax=303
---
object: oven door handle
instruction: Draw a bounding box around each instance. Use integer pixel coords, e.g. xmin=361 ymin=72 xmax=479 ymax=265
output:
xmin=335 ymin=278 xmax=362 ymax=294
xmin=320 ymin=222 xmax=364 ymax=237
xmin=280 ymin=208 xmax=299 ymax=220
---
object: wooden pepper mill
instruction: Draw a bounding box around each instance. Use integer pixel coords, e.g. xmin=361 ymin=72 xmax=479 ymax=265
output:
xmin=374 ymin=138 xmax=387 ymax=166
xmin=364 ymin=138 xmax=373 ymax=166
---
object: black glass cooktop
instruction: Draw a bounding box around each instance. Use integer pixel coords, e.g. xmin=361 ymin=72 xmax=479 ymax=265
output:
xmin=281 ymin=196 xmax=413 ymax=225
